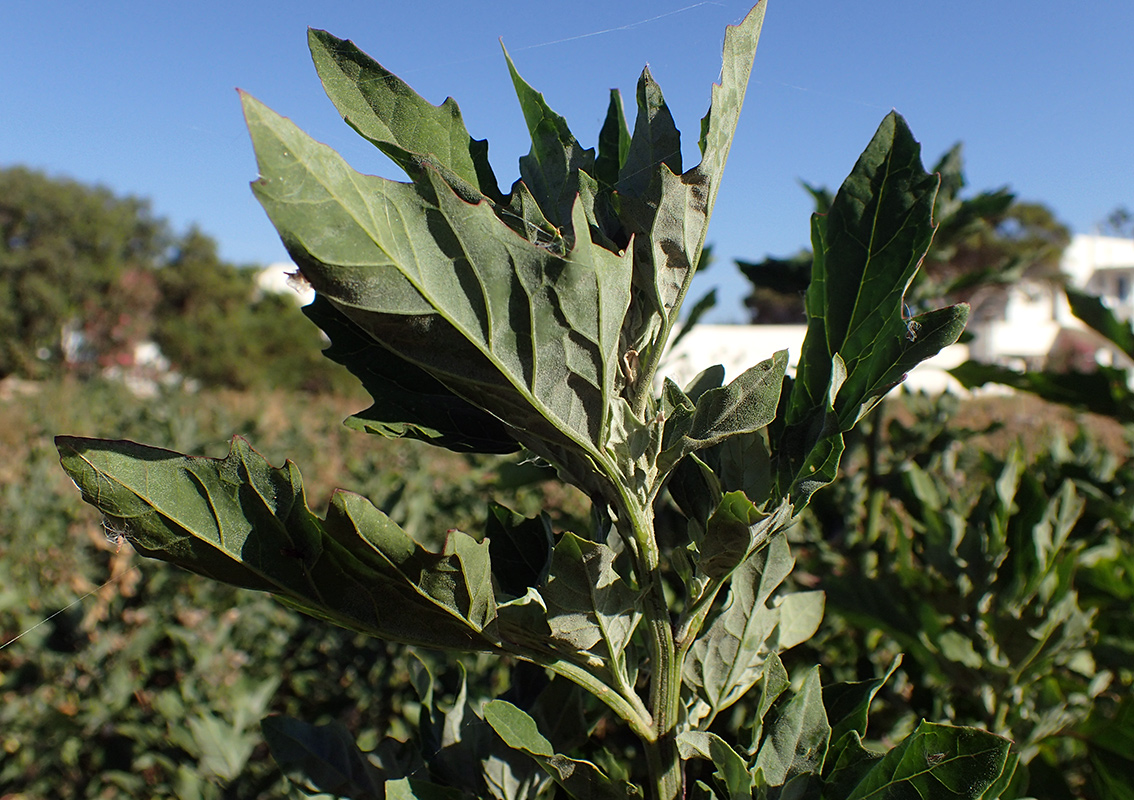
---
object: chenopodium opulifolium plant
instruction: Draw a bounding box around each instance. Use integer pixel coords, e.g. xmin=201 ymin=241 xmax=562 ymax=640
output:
xmin=56 ymin=4 xmax=1017 ymax=798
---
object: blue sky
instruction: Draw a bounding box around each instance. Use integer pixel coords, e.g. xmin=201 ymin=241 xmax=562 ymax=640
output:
xmin=3 ymin=1 xmax=1131 ymax=322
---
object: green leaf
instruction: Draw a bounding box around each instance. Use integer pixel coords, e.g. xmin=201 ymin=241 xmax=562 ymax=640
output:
xmin=695 ymin=425 xmax=775 ymax=512
xmin=753 ymin=666 xmax=830 ymax=785
xmin=659 ymin=350 xmax=788 ymax=476
xmin=617 ymin=66 xmax=682 ymax=203
xmin=186 ymin=710 xmax=260 ymax=781
xmin=303 ymin=294 xmax=519 ymax=453
xmin=416 ymin=662 xmax=513 ymax=796
xmin=243 ymin=91 xmax=633 ymax=501
xmin=776 ymin=590 xmax=825 ymax=650
xmin=596 ymin=89 xmax=631 ymax=188
xmin=840 ymin=721 xmax=1013 ymax=800
xmin=385 ymin=778 xmax=466 ymax=800
xmin=677 ymin=731 xmax=753 ymax=800
xmin=744 ymin=653 xmax=790 ymax=755
xmin=307 ymin=28 xmax=503 ymax=203
xmin=824 ymin=656 xmax=902 ymax=747
xmin=790 ymin=111 xmax=942 ymax=428
xmin=950 ymin=359 xmax=1134 ymax=423
xmin=792 ymin=111 xmax=964 ymax=428
xmin=950 ymin=287 xmax=1134 ymax=423
xmin=667 ymin=451 xmax=724 ymax=546
xmin=696 ymin=492 xmax=791 ymax=583
xmin=622 ymin=3 xmax=766 ymax=400
xmin=689 ymin=352 xmax=786 ymax=445
xmin=542 ymin=532 xmax=642 ymax=684
xmin=776 ymin=112 xmax=969 ymax=508
xmin=503 ymin=45 xmax=596 ymax=232
xmin=1067 ymin=286 xmax=1134 ymax=358
xmin=55 ymin=435 xmax=498 ymax=651
xmin=685 ymin=535 xmax=801 ymax=721
xmin=484 ymin=701 xmax=638 ymax=800
xmin=821 ymin=734 xmax=884 ymax=798
xmin=484 ymin=700 xmax=554 ymax=757
xmin=261 ymin=716 xmax=384 ymax=800
xmin=486 ymin=504 xmax=554 ymax=599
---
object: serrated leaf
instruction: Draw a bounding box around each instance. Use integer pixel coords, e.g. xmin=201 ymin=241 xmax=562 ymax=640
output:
xmin=776 ymin=113 xmax=969 ymax=510
xmin=791 ymin=111 xmax=969 ymax=430
xmin=596 ymin=89 xmax=631 ymax=188
xmin=503 ymin=45 xmax=596 ymax=232
xmin=308 ymin=28 xmax=502 ymax=203
xmin=542 ymin=532 xmax=641 ymax=679
xmin=303 ymin=294 xmax=519 ymax=454
xmin=753 ymin=666 xmax=830 ymax=786
xmin=55 ymin=435 xmax=498 ymax=651
xmin=685 ymin=534 xmax=798 ymax=719
xmin=617 ymin=66 xmax=682 ymax=203
xmin=620 ymin=4 xmax=765 ymax=395
xmin=841 ymin=721 xmax=1013 ymax=800
xmin=243 ymin=91 xmax=633 ymax=502
xmin=261 ymin=716 xmax=385 ymax=800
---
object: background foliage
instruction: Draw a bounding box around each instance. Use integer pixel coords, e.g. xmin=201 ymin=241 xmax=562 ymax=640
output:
xmin=5 ymin=375 xmax=1131 ymax=797
xmin=0 ymin=166 xmax=350 ymax=392
xmin=1 ymin=378 xmax=585 ymax=798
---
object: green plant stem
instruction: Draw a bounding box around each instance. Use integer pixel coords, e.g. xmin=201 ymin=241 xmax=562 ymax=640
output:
xmin=521 ymin=651 xmax=654 ymax=741
xmin=629 ymin=506 xmax=683 ymax=800
xmin=674 ymin=579 xmax=726 ymax=660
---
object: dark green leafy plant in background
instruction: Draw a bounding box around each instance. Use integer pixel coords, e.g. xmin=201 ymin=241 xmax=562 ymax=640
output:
xmin=785 ymin=387 xmax=1134 ymax=797
xmin=55 ymin=4 xmax=1019 ymax=798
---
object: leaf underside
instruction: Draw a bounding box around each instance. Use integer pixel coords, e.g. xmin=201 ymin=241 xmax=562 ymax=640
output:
xmin=56 ymin=435 xmax=498 ymax=651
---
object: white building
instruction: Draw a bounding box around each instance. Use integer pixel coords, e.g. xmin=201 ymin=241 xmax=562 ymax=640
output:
xmin=966 ymin=234 xmax=1134 ymax=371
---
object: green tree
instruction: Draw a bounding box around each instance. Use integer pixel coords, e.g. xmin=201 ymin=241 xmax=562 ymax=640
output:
xmin=738 ymin=145 xmax=1070 ymax=323
xmin=0 ymin=166 xmax=351 ymax=392
xmin=0 ymin=166 xmax=167 ymax=377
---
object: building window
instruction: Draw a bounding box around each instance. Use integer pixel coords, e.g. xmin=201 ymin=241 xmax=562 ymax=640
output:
xmin=1117 ymin=275 xmax=1131 ymax=302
